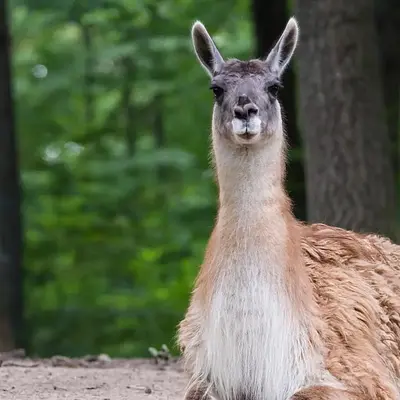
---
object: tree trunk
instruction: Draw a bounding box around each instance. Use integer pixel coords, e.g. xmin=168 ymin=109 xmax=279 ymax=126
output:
xmin=374 ymin=0 xmax=400 ymax=190
xmin=294 ymin=0 xmax=397 ymax=238
xmin=251 ymin=0 xmax=306 ymax=220
xmin=0 ymin=0 xmax=24 ymax=351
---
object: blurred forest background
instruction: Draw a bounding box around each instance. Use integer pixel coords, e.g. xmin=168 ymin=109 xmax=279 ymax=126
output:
xmin=0 ymin=0 xmax=399 ymax=358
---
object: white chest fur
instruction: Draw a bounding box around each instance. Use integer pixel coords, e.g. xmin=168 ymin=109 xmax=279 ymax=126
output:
xmin=199 ymin=252 xmax=319 ymax=400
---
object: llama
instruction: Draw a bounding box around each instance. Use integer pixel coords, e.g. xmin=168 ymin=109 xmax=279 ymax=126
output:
xmin=178 ymin=16 xmax=400 ymax=400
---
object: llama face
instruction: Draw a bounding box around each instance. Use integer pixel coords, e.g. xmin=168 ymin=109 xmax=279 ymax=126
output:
xmin=209 ymin=59 xmax=283 ymax=145
xmin=191 ymin=18 xmax=298 ymax=146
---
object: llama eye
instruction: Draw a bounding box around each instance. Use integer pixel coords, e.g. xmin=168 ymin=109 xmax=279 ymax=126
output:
xmin=267 ymin=83 xmax=282 ymax=99
xmin=210 ymin=85 xmax=224 ymax=100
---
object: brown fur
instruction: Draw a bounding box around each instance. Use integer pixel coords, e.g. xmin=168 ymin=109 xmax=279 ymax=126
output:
xmin=302 ymin=223 xmax=400 ymax=399
xmin=291 ymin=385 xmax=362 ymax=400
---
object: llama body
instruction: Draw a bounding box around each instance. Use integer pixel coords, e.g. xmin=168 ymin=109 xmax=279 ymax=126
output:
xmin=185 ymin=218 xmax=338 ymax=400
xmin=178 ymin=17 xmax=400 ymax=400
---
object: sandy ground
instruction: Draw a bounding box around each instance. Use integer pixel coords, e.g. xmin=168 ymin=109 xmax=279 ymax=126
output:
xmin=0 ymin=352 xmax=187 ymax=400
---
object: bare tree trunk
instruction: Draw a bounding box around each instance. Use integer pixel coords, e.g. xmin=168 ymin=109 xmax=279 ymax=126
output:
xmin=294 ymin=0 xmax=397 ymax=239
xmin=374 ymin=0 xmax=400 ymax=209
xmin=375 ymin=0 xmax=400 ymax=143
xmin=0 ymin=0 xmax=24 ymax=351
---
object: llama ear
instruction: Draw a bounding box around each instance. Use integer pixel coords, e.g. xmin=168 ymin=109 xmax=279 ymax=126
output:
xmin=191 ymin=21 xmax=225 ymax=77
xmin=264 ymin=17 xmax=299 ymax=76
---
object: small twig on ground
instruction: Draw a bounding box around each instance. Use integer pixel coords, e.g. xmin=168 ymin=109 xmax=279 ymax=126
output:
xmin=1 ymin=361 xmax=39 ymax=368
xmin=85 ymin=384 xmax=105 ymax=390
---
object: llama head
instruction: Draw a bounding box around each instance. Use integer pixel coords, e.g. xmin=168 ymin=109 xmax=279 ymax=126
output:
xmin=191 ymin=18 xmax=299 ymax=147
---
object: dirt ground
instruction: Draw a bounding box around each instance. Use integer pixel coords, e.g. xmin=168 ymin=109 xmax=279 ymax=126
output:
xmin=0 ymin=351 xmax=187 ymax=400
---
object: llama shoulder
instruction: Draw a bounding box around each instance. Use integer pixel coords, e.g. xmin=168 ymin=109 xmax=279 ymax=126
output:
xmin=302 ymin=223 xmax=400 ymax=273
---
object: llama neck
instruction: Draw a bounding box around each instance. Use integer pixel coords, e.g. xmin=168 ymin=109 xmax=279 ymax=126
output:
xmin=210 ymin=134 xmax=315 ymax=318
xmin=212 ymin=134 xmax=305 ymax=281
xmin=211 ymin=133 xmax=314 ymax=316
xmin=214 ymin=136 xmax=288 ymax=216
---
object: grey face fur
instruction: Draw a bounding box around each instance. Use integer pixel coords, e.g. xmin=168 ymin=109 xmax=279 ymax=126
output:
xmin=191 ymin=18 xmax=299 ymax=146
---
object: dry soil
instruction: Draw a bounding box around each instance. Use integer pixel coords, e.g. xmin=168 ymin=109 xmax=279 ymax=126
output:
xmin=0 ymin=352 xmax=187 ymax=400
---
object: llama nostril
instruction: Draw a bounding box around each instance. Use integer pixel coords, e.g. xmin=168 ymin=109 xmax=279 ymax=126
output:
xmin=234 ymin=106 xmax=247 ymax=120
xmin=245 ymin=103 xmax=259 ymax=117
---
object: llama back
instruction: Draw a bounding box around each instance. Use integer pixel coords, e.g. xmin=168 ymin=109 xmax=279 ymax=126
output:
xmin=303 ymin=223 xmax=400 ymax=397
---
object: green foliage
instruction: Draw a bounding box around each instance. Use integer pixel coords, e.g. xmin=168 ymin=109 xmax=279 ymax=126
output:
xmin=11 ymin=0 xmax=253 ymax=357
